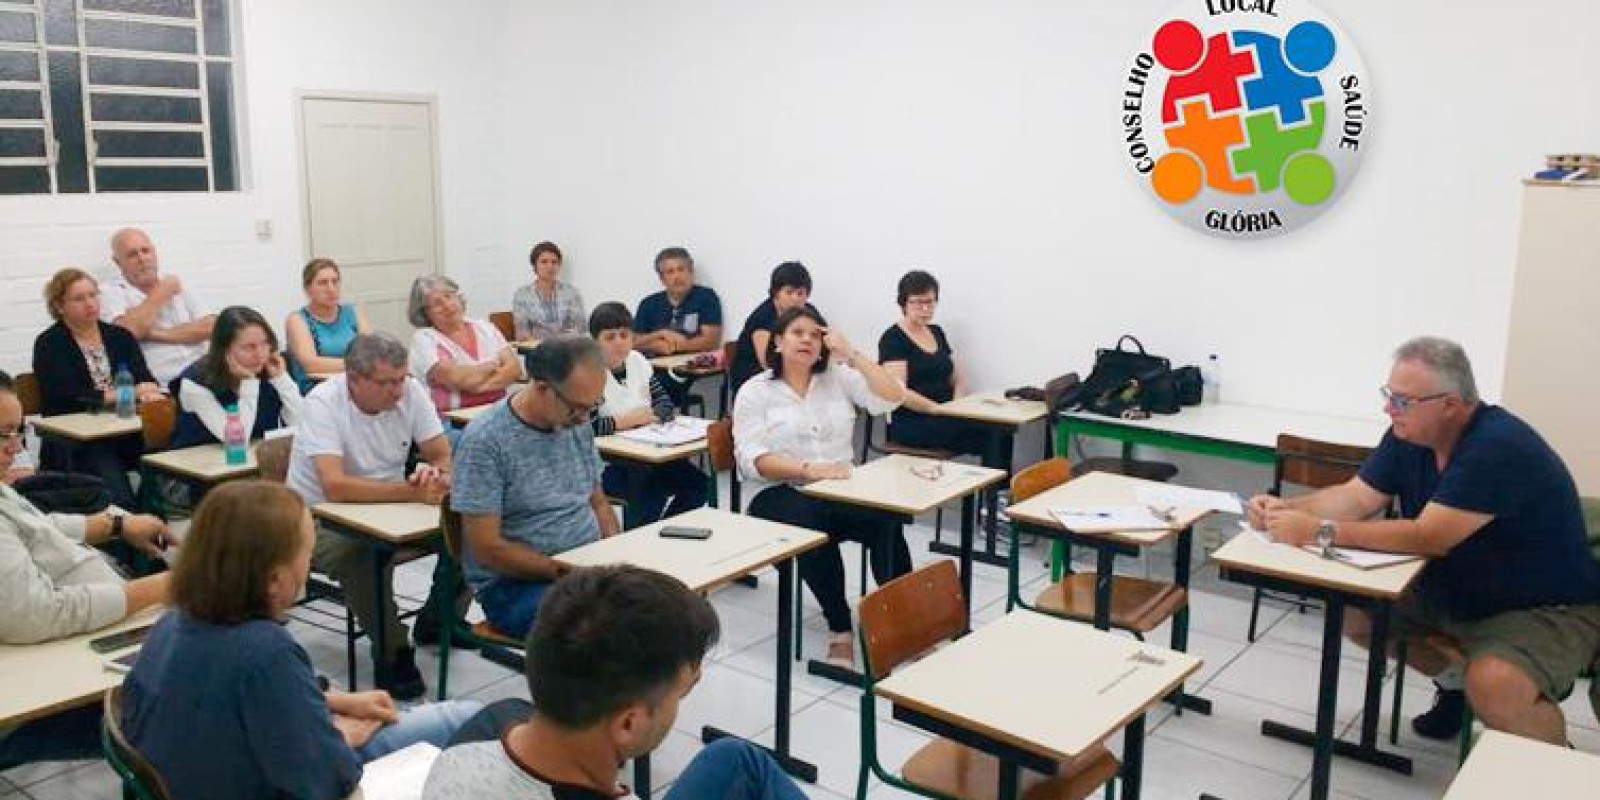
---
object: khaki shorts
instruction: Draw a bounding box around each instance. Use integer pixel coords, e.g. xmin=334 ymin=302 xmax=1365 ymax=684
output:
xmin=1390 ymin=591 xmax=1600 ymax=703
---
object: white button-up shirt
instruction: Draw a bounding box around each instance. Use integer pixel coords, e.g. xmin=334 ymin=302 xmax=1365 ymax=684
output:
xmin=732 ymin=364 xmax=900 ymax=494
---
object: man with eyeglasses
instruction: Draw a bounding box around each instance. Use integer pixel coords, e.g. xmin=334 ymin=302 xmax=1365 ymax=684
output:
xmin=450 ymin=336 xmax=619 ymax=640
xmin=0 ymin=369 xmax=172 ymax=768
xmin=287 ymin=333 xmax=453 ymax=701
xmin=1246 ymin=336 xmax=1600 ymax=746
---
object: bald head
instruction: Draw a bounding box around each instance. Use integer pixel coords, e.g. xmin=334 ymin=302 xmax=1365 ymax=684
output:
xmin=110 ymin=228 xmax=160 ymax=290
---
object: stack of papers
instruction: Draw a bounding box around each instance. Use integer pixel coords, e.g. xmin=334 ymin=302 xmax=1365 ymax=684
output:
xmin=615 ymin=416 xmax=712 ymax=447
xmin=1051 ymin=505 xmax=1173 ymax=532
xmin=1135 ymin=485 xmax=1243 ymax=515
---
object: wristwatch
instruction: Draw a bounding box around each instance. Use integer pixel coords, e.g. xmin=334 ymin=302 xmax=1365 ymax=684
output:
xmin=1315 ymin=519 xmax=1337 ymax=557
xmin=110 ymin=514 xmax=125 ymax=540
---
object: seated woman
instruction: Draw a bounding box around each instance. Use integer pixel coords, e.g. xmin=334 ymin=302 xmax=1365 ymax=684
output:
xmin=729 ymin=261 xmax=814 ymax=396
xmin=30 ymin=268 xmax=165 ymax=508
xmin=512 ymin=240 xmax=586 ymax=340
xmin=877 ymin=269 xmax=993 ymax=461
xmin=733 ymin=306 xmax=906 ymax=668
xmin=170 ymin=306 xmax=302 ymax=450
xmin=285 ymin=258 xmax=371 ymax=393
xmin=121 ymin=480 xmax=480 ymax=800
xmin=588 ymin=302 xmax=707 ymax=524
xmin=408 ymin=275 xmax=522 ymax=433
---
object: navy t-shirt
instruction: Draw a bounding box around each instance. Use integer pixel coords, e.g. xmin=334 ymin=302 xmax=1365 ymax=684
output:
xmin=634 ymin=285 xmax=723 ymax=338
xmin=1357 ymin=404 xmax=1600 ymax=620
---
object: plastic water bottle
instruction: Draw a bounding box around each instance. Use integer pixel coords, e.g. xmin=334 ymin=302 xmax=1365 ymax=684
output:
xmin=114 ymin=364 xmax=136 ymax=418
xmin=1203 ymin=354 xmax=1222 ymax=404
xmin=223 ymin=402 xmax=247 ymax=465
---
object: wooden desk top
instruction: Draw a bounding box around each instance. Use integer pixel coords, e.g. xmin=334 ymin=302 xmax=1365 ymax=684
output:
xmin=799 ymin=454 xmax=1006 ymax=516
xmin=443 ymin=401 xmax=497 ymax=428
xmin=0 ymin=608 xmax=161 ymax=727
xmin=1005 ymin=470 xmax=1206 ymax=546
xmin=648 ymin=351 xmax=725 ymax=374
xmin=1210 ymin=527 xmax=1425 ymax=600
xmin=141 ymin=443 xmax=259 ymax=482
xmin=1062 ymin=402 xmax=1387 ymax=451
xmin=1444 ymin=730 xmax=1600 ymax=799
xmin=877 ymin=610 xmax=1200 ymax=762
xmin=556 ymin=508 xmax=827 ymax=593
xmin=312 ymin=502 xmax=441 ymax=544
xmin=596 ymin=429 xmax=709 ymax=464
xmin=32 ymin=412 xmax=143 ymax=442
xmin=937 ymin=393 xmax=1047 ymax=427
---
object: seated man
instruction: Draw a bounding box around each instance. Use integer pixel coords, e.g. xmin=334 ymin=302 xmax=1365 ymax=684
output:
xmin=286 ymin=333 xmax=452 ymax=701
xmin=0 ymin=370 xmax=172 ymax=768
xmin=1249 ymin=336 xmax=1600 ymax=745
xmin=99 ymin=227 xmax=215 ymax=386
xmin=422 ymin=564 xmax=806 ymax=800
xmin=451 ymin=336 xmax=618 ymax=640
xmin=633 ymin=247 xmax=724 ymax=408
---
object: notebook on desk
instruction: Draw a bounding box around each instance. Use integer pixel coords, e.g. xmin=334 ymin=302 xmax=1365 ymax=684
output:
xmin=615 ymin=417 xmax=712 ymax=447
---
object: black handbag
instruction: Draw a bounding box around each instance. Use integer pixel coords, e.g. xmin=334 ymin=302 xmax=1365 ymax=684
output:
xmin=1076 ymin=335 xmax=1180 ymax=417
xmin=13 ymin=471 xmax=113 ymax=515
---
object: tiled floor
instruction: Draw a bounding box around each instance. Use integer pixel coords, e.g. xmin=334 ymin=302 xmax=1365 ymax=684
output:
xmin=5 ymin=519 xmax=1597 ymax=799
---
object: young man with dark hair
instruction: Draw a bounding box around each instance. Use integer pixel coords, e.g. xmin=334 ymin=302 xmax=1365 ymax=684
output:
xmin=423 ymin=564 xmax=805 ymax=799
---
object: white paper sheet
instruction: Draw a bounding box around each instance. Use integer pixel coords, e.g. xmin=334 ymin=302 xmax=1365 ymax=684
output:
xmin=1136 ymin=485 xmax=1244 ymax=515
xmin=615 ymin=416 xmax=712 ymax=447
xmin=1051 ymin=505 xmax=1172 ymax=532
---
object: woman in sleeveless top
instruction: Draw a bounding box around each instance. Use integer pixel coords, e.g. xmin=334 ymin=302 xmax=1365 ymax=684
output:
xmin=285 ymin=258 xmax=371 ymax=393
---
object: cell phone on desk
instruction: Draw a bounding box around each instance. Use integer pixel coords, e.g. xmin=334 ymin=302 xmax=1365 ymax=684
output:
xmin=89 ymin=624 xmax=154 ymax=654
xmin=659 ymin=525 xmax=712 ymax=540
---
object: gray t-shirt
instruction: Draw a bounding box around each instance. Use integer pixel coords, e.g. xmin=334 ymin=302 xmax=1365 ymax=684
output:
xmin=423 ymin=739 xmax=630 ymax=799
xmin=451 ymin=400 xmax=604 ymax=591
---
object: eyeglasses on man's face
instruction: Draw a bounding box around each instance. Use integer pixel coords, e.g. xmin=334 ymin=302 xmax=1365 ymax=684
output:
xmin=548 ymin=381 xmax=601 ymax=424
xmin=1379 ymin=386 xmax=1449 ymax=414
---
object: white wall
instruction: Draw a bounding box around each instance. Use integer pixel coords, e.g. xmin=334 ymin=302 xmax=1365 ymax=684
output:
xmin=493 ymin=0 xmax=1600 ymax=419
xmin=0 ymin=0 xmax=513 ymax=374
xmin=3 ymin=0 xmax=1596 ymax=426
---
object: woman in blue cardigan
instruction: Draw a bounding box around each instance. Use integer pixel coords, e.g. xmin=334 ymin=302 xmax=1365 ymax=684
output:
xmin=169 ymin=306 xmax=303 ymax=449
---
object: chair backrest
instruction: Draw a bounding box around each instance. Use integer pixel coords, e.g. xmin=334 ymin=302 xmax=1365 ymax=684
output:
xmin=14 ymin=372 xmax=41 ymax=416
xmin=858 ymin=560 xmax=966 ymax=681
xmin=489 ymin=311 xmax=515 ymax=341
xmin=253 ymin=435 xmax=293 ymax=483
xmin=102 ymin=687 xmax=174 ymax=800
xmin=1010 ymin=457 xmax=1073 ymax=504
xmin=138 ymin=398 xmax=177 ymax=451
xmin=707 ymin=418 xmax=736 ymax=476
xmin=1273 ymin=434 xmax=1371 ymax=495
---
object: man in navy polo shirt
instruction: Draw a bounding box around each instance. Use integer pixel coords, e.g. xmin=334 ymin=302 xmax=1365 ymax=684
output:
xmin=634 ymin=246 xmax=723 ymax=408
xmin=1248 ymin=336 xmax=1600 ymax=745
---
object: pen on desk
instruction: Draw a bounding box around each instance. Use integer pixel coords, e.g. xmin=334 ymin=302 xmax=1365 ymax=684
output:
xmin=1097 ymin=666 xmax=1138 ymax=695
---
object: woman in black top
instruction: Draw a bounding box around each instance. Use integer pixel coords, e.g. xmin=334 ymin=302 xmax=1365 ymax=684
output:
xmin=31 ymin=268 xmax=165 ymax=507
xmin=876 ymin=270 xmax=991 ymax=459
xmin=729 ymin=261 xmax=814 ymax=395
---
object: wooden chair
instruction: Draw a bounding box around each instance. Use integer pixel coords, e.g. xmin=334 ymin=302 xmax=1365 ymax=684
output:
xmin=1006 ymin=458 xmax=1187 ymax=637
xmin=13 ymin=372 xmax=41 ymax=416
xmin=1245 ymin=434 xmax=1373 ymax=642
xmin=252 ymin=435 xmax=293 ymax=483
xmin=857 ymin=561 xmax=1120 ymax=800
xmin=489 ymin=310 xmax=515 ymax=341
xmin=133 ymin=398 xmax=179 ymax=516
xmin=436 ymin=496 xmax=527 ymax=697
xmin=102 ymin=687 xmax=174 ymax=800
xmin=706 ymin=418 xmax=740 ymax=513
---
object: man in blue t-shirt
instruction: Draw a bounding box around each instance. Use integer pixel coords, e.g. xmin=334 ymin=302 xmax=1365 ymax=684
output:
xmin=633 ymin=246 xmax=723 ymax=357
xmin=1247 ymin=336 xmax=1600 ymax=746
xmin=451 ymin=336 xmax=619 ymax=639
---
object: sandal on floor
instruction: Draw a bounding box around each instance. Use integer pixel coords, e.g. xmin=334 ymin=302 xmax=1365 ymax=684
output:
xmin=825 ymin=632 xmax=855 ymax=669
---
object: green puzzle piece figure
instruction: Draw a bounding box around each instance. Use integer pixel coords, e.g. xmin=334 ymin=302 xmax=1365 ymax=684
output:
xmin=1232 ymin=101 xmax=1326 ymax=193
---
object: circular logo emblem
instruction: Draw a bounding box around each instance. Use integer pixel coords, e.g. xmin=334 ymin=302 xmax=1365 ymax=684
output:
xmin=1122 ymin=0 xmax=1370 ymax=239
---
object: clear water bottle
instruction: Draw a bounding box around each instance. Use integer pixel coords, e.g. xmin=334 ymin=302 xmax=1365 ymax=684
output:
xmin=114 ymin=364 xmax=136 ymax=419
xmin=1203 ymin=354 xmax=1222 ymax=404
xmin=223 ymin=402 xmax=248 ymax=465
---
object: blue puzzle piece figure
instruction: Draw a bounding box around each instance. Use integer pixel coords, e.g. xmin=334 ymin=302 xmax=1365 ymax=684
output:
xmin=1232 ymin=30 xmax=1323 ymax=126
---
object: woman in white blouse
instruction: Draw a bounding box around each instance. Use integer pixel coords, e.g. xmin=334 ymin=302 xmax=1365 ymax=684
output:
xmin=733 ymin=306 xmax=906 ymax=668
xmin=406 ymin=275 xmax=522 ymax=433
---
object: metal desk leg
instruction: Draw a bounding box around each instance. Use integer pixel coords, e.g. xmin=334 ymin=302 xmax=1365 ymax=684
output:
xmin=370 ymin=543 xmax=389 ymax=689
xmin=997 ymin=758 xmax=1021 ymax=800
xmin=1092 ymin=548 xmax=1116 ymax=631
xmin=960 ymin=492 xmax=976 ymax=625
xmin=1122 ymin=712 xmax=1146 ymax=800
xmin=1163 ymin=527 xmax=1211 ymax=715
xmin=1262 ymin=597 xmax=1344 ymax=800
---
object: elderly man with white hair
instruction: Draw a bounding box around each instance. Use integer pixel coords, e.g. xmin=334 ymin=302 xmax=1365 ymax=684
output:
xmin=99 ymin=227 xmax=215 ymax=386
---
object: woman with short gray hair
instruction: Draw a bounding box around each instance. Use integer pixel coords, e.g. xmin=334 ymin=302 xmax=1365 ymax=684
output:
xmin=406 ymin=275 xmax=522 ymax=425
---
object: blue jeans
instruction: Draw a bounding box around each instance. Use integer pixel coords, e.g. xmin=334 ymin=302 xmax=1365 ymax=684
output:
xmin=476 ymin=577 xmax=551 ymax=640
xmin=664 ymin=739 xmax=807 ymax=800
xmin=355 ymin=700 xmax=482 ymax=762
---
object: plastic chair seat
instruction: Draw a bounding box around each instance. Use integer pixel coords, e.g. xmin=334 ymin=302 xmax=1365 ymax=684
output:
xmin=1073 ymin=457 xmax=1178 ymax=484
xmin=1034 ymin=573 xmax=1187 ymax=633
xmin=901 ymin=738 xmax=1120 ymax=800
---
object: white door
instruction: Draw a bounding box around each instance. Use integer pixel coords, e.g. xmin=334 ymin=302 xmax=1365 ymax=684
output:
xmin=299 ymin=96 xmax=441 ymax=339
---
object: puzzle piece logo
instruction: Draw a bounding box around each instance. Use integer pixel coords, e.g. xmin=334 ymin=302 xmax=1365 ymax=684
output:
xmin=1122 ymin=0 xmax=1370 ymax=239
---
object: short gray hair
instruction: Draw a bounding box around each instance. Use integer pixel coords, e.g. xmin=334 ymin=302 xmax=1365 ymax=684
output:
xmin=524 ymin=335 xmax=604 ymax=387
xmin=407 ymin=274 xmax=463 ymax=328
xmin=345 ymin=333 xmax=409 ymax=377
xmin=1393 ymin=336 xmax=1478 ymax=403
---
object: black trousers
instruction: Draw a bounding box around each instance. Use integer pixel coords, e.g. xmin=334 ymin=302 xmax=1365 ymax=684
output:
xmin=748 ymin=484 xmax=911 ymax=633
